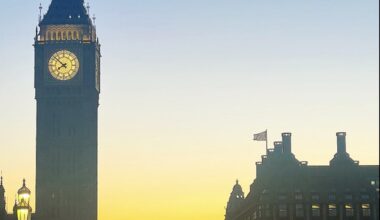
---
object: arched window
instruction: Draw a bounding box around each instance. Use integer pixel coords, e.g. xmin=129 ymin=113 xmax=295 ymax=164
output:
xmin=62 ymin=31 xmax=67 ymax=40
xmin=73 ymin=31 xmax=77 ymax=40
xmin=52 ymin=32 xmax=56 ymax=40
xmin=47 ymin=32 xmax=51 ymax=41
xmin=68 ymin=31 xmax=72 ymax=40
xmin=57 ymin=32 xmax=61 ymax=40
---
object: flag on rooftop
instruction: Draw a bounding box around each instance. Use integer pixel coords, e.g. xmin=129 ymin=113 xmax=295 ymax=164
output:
xmin=253 ymin=130 xmax=267 ymax=141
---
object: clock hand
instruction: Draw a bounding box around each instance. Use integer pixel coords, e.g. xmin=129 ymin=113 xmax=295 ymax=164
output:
xmin=53 ymin=56 xmax=65 ymax=65
xmin=57 ymin=63 xmax=67 ymax=70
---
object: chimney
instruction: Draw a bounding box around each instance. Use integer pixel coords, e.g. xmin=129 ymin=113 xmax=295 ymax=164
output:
xmin=336 ymin=132 xmax=347 ymax=154
xmin=282 ymin=133 xmax=292 ymax=154
xmin=274 ymin=141 xmax=283 ymax=153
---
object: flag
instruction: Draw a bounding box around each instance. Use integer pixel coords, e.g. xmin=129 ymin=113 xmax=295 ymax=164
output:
xmin=253 ymin=130 xmax=267 ymax=141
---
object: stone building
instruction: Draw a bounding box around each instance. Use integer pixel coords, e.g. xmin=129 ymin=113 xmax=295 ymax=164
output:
xmin=225 ymin=132 xmax=379 ymax=220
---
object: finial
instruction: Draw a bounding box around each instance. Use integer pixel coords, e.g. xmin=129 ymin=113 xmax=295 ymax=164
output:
xmin=0 ymin=171 xmax=3 ymax=186
xmin=23 ymin=179 xmax=26 ymax=187
xmin=236 ymin=179 xmax=239 ymax=185
xmin=38 ymin=3 xmax=43 ymax=23
xmin=92 ymin=14 xmax=96 ymax=25
xmin=86 ymin=2 xmax=90 ymax=15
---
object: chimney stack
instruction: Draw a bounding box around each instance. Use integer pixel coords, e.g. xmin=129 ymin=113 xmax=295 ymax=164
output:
xmin=336 ymin=132 xmax=347 ymax=154
xmin=282 ymin=133 xmax=292 ymax=154
xmin=274 ymin=141 xmax=283 ymax=153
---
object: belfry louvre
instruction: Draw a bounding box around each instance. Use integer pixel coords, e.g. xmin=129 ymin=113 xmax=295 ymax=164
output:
xmin=225 ymin=132 xmax=379 ymax=220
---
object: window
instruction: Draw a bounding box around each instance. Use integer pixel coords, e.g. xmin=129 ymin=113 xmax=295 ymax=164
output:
xmin=258 ymin=205 xmax=262 ymax=218
xmin=312 ymin=204 xmax=321 ymax=217
xmin=328 ymin=204 xmax=337 ymax=217
xmin=311 ymin=194 xmax=320 ymax=201
xmin=278 ymin=195 xmax=287 ymax=200
xmin=361 ymin=194 xmax=370 ymax=200
xmin=295 ymin=204 xmax=304 ymax=217
xmin=345 ymin=204 xmax=354 ymax=217
xmin=362 ymin=204 xmax=371 ymax=217
xmin=295 ymin=193 xmax=303 ymax=200
xmin=328 ymin=194 xmax=336 ymax=201
xmin=253 ymin=211 xmax=257 ymax=219
xmin=279 ymin=204 xmax=287 ymax=217
xmin=345 ymin=194 xmax=353 ymax=200
xmin=264 ymin=204 xmax=271 ymax=217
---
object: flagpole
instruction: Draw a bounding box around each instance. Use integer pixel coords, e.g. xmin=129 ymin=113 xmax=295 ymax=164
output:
xmin=266 ymin=129 xmax=268 ymax=153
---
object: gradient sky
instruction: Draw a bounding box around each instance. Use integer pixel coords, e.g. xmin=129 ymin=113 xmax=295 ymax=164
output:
xmin=0 ymin=1 xmax=379 ymax=220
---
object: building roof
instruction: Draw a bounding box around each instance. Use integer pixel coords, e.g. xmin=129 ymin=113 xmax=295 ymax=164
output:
xmin=40 ymin=0 xmax=91 ymax=25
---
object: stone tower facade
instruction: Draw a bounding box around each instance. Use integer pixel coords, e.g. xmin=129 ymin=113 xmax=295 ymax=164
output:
xmin=34 ymin=0 xmax=100 ymax=219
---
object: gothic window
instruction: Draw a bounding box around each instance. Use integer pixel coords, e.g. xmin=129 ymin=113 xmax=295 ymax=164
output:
xmin=295 ymin=204 xmax=304 ymax=217
xmin=311 ymin=204 xmax=321 ymax=217
xmin=345 ymin=204 xmax=354 ymax=217
xmin=361 ymin=204 xmax=371 ymax=217
xmin=328 ymin=204 xmax=337 ymax=217
xmin=279 ymin=204 xmax=287 ymax=217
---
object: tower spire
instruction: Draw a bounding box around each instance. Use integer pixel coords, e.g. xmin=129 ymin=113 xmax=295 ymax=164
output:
xmin=38 ymin=3 xmax=43 ymax=23
xmin=40 ymin=0 xmax=91 ymax=25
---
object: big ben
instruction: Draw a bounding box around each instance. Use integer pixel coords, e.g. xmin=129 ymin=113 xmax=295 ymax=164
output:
xmin=34 ymin=0 xmax=100 ymax=220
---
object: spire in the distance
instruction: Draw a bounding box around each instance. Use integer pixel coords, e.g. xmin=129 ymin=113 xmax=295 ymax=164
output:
xmin=40 ymin=0 xmax=91 ymax=25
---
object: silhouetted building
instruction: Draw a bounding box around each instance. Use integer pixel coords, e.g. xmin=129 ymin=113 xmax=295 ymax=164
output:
xmin=0 ymin=0 xmax=100 ymax=220
xmin=225 ymin=132 xmax=379 ymax=220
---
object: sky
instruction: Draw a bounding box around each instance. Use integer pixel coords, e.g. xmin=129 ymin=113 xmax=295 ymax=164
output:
xmin=0 ymin=0 xmax=379 ymax=220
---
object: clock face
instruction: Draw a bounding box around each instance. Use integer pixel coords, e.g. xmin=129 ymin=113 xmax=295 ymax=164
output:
xmin=48 ymin=50 xmax=80 ymax=81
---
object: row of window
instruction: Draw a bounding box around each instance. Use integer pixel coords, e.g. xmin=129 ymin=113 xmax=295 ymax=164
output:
xmin=244 ymin=203 xmax=371 ymax=220
xmin=276 ymin=193 xmax=370 ymax=201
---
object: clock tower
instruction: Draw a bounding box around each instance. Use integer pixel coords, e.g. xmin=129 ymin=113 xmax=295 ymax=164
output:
xmin=34 ymin=0 xmax=100 ymax=220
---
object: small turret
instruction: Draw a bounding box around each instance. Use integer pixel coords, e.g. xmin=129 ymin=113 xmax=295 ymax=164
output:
xmin=14 ymin=179 xmax=32 ymax=220
xmin=0 ymin=175 xmax=6 ymax=220
xmin=225 ymin=180 xmax=245 ymax=220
